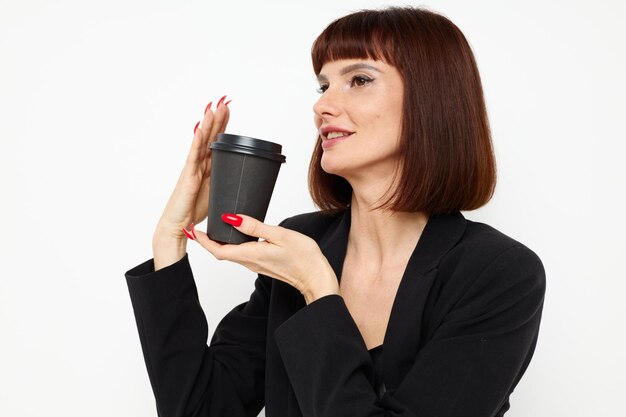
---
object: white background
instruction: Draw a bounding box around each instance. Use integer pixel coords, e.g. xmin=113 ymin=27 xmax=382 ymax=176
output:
xmin=1 ymin=0 xmax=624 ymax=416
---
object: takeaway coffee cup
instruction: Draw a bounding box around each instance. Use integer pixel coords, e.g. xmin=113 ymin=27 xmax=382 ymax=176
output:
xmin=207 ymin=133 xmax=286 ymax=244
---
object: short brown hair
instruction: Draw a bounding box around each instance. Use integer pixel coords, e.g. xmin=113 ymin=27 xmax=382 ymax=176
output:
xmin=308 ymin=6 xmax=497 ymax=215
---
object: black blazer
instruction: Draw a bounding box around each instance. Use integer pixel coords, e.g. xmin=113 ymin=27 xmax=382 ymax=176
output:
xmin=126 ymin=209 xmax=545 ymax=417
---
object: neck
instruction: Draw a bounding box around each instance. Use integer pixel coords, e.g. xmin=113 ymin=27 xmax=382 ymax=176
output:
xmin=347 ymin=187 xmax=429 ymax=267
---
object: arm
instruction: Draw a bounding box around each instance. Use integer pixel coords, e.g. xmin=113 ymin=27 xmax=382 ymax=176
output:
xmin=273 ymin=245 xmax=546 ymax=417
xmin=126 ymin=254 xmax=270 ymax=417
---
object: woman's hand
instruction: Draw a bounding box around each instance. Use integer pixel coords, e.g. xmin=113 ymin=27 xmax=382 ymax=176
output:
xmin=190 ymin=215 xmax=340 ymax=304
xmin=153 ymin=96 xmax=230 ymax=270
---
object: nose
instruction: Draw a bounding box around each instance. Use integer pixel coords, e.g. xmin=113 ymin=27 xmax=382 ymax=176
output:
xmin=313 ymin=86 xmax=341 ymax=120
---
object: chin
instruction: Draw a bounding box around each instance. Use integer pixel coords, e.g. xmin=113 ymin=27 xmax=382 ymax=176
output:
xmin=320 ymin=155 xmax=348 ymax=176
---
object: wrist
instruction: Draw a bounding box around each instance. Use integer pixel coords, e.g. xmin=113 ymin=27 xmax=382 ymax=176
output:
xmin=152 ymin=223 xmax=187 ymax=271
xmin=302 ymin=285 xmax=340 ymax=305
xmin=301 ymin=266 xmax=340 ymax=305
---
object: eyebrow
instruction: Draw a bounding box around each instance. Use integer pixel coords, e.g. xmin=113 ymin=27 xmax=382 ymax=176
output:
xmin=317 ymin=63 xmax=382 ymax=82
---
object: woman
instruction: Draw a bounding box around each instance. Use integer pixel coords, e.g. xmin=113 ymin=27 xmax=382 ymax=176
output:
xmin=126 ymin=6 xmax=545 ymax=417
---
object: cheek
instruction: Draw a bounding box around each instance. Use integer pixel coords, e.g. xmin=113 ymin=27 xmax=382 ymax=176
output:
xmin=369 ymin=109 xmax=399 ymax=134
xmin=366 ymin=96 xmax=398 ymax=124
xmin=352 ymin=103 xmax=383 ymax=129
xmin=381 ymin=99 xmax=403 ymax=135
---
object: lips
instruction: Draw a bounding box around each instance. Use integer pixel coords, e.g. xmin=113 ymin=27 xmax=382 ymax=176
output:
xmin=320 ymin=126 xmax=354 ymax=141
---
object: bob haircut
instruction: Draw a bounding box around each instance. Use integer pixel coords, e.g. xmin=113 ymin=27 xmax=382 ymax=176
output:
xmin=308 ymin=6 xmax=497 ymax=215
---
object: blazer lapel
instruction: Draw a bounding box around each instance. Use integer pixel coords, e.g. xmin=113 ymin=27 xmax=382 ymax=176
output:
xmin=383 ymin=211 xmax=467 ymax=390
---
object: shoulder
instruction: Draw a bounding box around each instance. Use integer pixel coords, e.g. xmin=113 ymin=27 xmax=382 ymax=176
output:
xmin=449 ymin=217 xmax=543 ymax=269
xmin=438 ymin=218 xmax=546 ymax=302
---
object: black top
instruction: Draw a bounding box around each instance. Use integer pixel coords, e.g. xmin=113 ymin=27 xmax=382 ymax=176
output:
xmin=368 ymin=344 xmax=385 ymax=399
xmin=125 ymin=209 xmax=546 ymax=417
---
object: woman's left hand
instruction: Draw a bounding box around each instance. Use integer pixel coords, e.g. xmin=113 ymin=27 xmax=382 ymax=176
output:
xmin=191 ymin=214 xmax=340 ymax=304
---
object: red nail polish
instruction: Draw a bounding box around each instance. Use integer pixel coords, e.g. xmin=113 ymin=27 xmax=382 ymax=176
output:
xmin=221 ymin=213 xmax=243 ymax=227
xmin=204 ymin=101 xmax=213 ymax=115
xmin=183 ymin=228 xmax=195 ymax=240
xmin=224 ymin=100 xmax=232 ymax=107
xmin=216 ymin=95 xmax=227 ymax=108
xmin=194 ymin=121 xmax=200 ymax=134
xmin=190 ymin=223 xmax=198 ymax=240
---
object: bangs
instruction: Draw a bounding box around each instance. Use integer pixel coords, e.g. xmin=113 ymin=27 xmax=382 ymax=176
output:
xmin=311 ymin=10 xmax=397 ymax=74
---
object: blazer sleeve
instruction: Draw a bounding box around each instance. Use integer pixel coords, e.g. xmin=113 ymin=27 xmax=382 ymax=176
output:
xmin=125 ymin=253 xmax=270 ymax=417
xmin=273 ymin=245 xmax=546 ymax=417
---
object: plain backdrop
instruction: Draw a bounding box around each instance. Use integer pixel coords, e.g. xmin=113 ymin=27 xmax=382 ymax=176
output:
xmin=1 ymin=0 xmax=625 ymax=416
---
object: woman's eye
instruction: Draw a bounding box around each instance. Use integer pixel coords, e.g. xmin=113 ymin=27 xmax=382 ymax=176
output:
xmin=316 ymin=84 xmax=329 ymax=94
xmin=350 ymin=75 xmax=373 ymax=88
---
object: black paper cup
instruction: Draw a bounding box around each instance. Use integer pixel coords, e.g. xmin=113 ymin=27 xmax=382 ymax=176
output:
xmin=207 ymin=133 xmax=286 ymax=244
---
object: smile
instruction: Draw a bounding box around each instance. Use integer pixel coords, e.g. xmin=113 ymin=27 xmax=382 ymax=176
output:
xmin=321 ymin=132 xmax=353 ymax=149
xmin=326 ymin=131 xmax=352 ymax=140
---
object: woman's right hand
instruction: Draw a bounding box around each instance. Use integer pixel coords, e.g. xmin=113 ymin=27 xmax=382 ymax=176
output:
xmin=152 ymin=96 xmax=230 ymax=270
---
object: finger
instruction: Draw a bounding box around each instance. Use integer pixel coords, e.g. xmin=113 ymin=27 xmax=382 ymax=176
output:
xmin=193 ymin=229 xmax=260 ymax=263
xmin=186 ymin=110 xmax=215 ymax=171
xmin=191 ymin=228 xmax=226 ymax=256
xmin=214 ymin=97 xmax=230 ymax=133
xmin=220 ymin=104 xmax=230 ymax=132
xmin=208 ymin=98 xmax=230 ymax=146
xmin=224 ymin=214 xmax=283 ymax=243
xmin=197 ymin=105 xmax=216 ymax=152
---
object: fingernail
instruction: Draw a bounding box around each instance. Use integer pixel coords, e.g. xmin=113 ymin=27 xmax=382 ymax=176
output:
xmin=204 ymin=101 xmax=213 ymax=115
xmin=190 ymin=223 xmax=198 ymax=240
xmin=224 ymin=100 xmax=232 ymax=107
xmin=193 ymin=121 xmax=200 ymax=134
xmin=216 ymin=95 xmax=227 ymax=108
xmin=183 ymin=228 xmax=195 ymax=240
xmin=221 ymin=213 xmax=243 ymax=227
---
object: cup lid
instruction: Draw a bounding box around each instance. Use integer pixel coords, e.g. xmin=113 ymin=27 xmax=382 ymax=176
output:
xmin=210 ymin=133 xmax=286 ymax=163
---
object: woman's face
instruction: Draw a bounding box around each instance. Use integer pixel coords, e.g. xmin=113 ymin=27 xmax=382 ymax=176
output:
xmin=313 ymin=59 xmax=404 ymax=180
